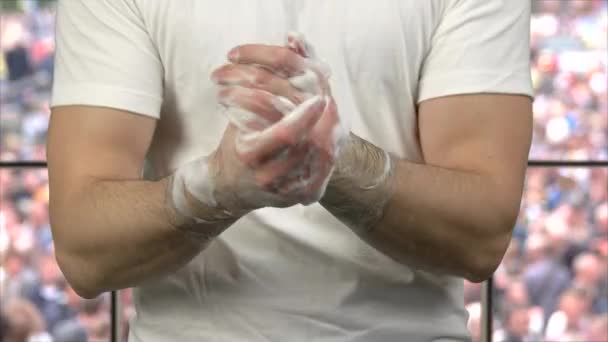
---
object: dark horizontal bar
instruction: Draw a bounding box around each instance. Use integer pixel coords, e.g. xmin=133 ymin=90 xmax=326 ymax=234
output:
xmin=0 ymin=161 xmax=47 ymax=168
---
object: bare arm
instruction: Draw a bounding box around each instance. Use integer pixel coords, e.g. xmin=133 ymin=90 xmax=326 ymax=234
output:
xmin=321 ymin=94 xmax=533 ymax=282
xmin=48 ymin=99 xmax=330 ymax=298
xmin=47 ymin=106 xmax=230 ymax=298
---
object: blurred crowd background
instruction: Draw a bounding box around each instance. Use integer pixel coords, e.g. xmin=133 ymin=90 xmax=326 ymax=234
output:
xmin=465 ymin=167 xmax=608 ymax=342
xmin=529 ymin=0 xmax=607 ymax=161
xmin=1 ymin=1 xmax=607 ymax=341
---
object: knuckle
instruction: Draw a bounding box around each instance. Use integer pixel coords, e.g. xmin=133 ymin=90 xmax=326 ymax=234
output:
xmin=274 ymin=49 xmax=292 ymax=70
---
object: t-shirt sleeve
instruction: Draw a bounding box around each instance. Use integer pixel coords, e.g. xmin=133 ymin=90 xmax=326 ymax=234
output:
xmin=51 ymin=0 xmax=163 ymax=118
xmin=417 ymin=0 xmax=533 ymax=103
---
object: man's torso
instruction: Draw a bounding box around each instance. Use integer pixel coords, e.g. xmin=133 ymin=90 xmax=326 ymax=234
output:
xmin=131 ymin=1 xmax=470 ymax=341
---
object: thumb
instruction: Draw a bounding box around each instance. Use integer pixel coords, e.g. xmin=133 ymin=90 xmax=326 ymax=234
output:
xmin=286 ymin=31 xmax=309 ymax=58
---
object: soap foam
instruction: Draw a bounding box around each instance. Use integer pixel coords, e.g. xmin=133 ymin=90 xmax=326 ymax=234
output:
xmin=289 ymin=69 xmax=322 ymax=95
xmin=236 ymin=95 xmax=324 ymax=154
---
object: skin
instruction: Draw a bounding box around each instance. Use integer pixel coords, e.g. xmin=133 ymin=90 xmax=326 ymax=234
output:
xmin=48 ymin=44 xmax=532 ymax=298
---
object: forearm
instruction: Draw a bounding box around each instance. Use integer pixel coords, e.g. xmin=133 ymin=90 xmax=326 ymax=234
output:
xmin=321 ymin=135 xmax=518 ymax=281
xmin=51 ymin=175 xmax=235 ymax=298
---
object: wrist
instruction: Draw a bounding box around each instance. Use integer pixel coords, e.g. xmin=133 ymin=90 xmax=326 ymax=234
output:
xmin=331 ymin=133 xmax=393 ymax=190
xmin=163 ymin=175 xmax=191 ymax=229
xmin=206 ymin=150 xmax=253 ymax=215
xmin=166 ymin=157 xmax=245 ymax=232
xmin=321 ymin=134 xmax=398 ymax=233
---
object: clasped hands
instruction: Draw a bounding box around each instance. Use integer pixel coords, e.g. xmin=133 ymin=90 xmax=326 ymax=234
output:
xmin=208 ymin=33 xmax=349 ymax=213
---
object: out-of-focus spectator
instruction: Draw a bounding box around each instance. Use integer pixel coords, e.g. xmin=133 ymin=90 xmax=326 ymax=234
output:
xmin=523 ymin=233 xmax=572 ymax=324
xmin=4 ymin=43 xmax=33 ymax=81
xmin=1 ymin=248 xmax=38 ymax=301
xmin=28 ymin=253 xmax=74 ymax=332
xmin=2 ymin=297 xmax=52 ymax=342
xmin=504 ymin=280 xmax=530 ymax=308
xmin=78 ymin=296 xmax=111 ymax=341
xmin=545 ymin=287 xmax=594 ymax=341
xmin=494 ymin=303 xmax=544 ymax=342
xmin=572 ymin=253 xmax=602 ymax=290
xmin=572 ymin=252 xmax=608 ymax=316
xmin=50 ymin=283 xmax=88 ymax=342
xmin=586 ymin=314 xmax=608 ymax=342
xmin=52 ymin=318 xmax=88 ymax=342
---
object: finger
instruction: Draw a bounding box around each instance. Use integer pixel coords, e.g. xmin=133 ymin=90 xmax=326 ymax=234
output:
xmin=236 ymin=95 xmax=325 ymax=165
xmin=287 ymin=33 xmax=309 ymax=57
xmin=218 ymin=85 xmax=285 ymax=124
xmin=228 ymin=45 xmax=307 ymax=77
xmin=212 ymin=64 xmax=308 ymax=105
xmin=287 ymin=31 xmax=322 ymax=62
xmin=286 ymin=32 xmax=332 ymax=79
xmin=254 ymin=143 xmax=309 ymax=190
xmin=222 ymin=107 xmax=271 ymax=133
xmin=312 ymin=97 xmax=345 ymax=156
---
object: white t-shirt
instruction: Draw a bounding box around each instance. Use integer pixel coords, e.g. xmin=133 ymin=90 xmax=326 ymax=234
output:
xmin=51 ymin=1 xmax=533 ymax=341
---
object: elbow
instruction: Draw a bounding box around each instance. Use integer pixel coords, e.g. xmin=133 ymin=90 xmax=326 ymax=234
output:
xmin=463 ymin=218 xmax=516 ymax=283
xmin=50 ymin=206 xmax=106 ymax=299
xmin=462 ymin=183 xmax=523 ymax=282
xmin=55 ymin=246 xmax=105 ymax=299
xmin=464 ymin=257 xmax=502 ymax=283
xmin=463 ymin=245 xmax=507 ymax=283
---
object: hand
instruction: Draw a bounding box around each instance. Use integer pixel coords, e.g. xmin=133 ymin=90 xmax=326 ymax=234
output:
xmin=209 ymin=95 xmax=329 ymax=212
xmin=211 ymin=33 xmax=348 ymax=204
xmin=170 ymin=98 xmax=326 ymax=230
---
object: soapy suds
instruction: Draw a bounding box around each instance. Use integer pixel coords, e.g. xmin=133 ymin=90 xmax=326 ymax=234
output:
xmin=220 ymin=85 xmax=289 ymax=132
xmin=286 ymin=31 xmax=331 ymax=97
xmin=212 ymin=66 xmax=258 ymax=86
xmin=361 ymin=150 xmax=392 ymax=190
xmin=287 ymin=31 xmax=332 ymax=77
xmin=224 ymin=107 xmax=272 ymax=133
xmin=171 ymin=157 xmax=219 ymax=224
xmin=270 ymin=95 xmax=297 ymax=115
xmin=235 ymin=95 xmax=324 ymax=154
xmin=289 ymin=69 xmax=322 ymax=95
xmin=220 ymin=32 xmax=345 ymax=205
xmin=330 ymin=113 xmax=349 ymax=158
xmin=245 ymin=32 xmax=343 ymax=201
